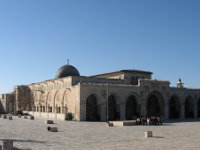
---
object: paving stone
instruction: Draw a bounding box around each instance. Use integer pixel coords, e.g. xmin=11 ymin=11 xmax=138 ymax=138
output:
xmin=0 ymin=117 xmax=200 ymax=150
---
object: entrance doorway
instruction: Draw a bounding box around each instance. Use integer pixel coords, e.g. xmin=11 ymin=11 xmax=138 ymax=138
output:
xmin=126 ymin=96 xmax=138 ymax=120
xmin=147 ymin=92 xmax=164 ymax=117
xmin=86 ymin=94 xmax=99 ymax=121
xmin=198 ymin=99 xmax=200 ymax=118
xmin=185 ymin=96 xmax=194 ymax=118
xmin=108 ymin=95 xmax=117 ymax=121
xmin=169 ymin=96 xmax=180 ymax=119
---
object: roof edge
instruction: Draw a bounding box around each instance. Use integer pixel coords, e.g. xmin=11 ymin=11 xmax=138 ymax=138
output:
xmin=89 ymin=69 xmax=153 ymax=77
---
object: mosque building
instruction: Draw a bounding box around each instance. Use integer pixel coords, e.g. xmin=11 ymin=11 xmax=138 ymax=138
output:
xmin=1 ymin=63 xmax=200 ymax=121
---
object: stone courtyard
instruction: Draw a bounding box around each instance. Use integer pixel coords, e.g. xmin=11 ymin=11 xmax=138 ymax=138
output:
xmin=0 ymin=117 xmax=200 ymax=150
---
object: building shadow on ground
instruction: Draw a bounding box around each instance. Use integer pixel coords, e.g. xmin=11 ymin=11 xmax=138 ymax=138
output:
xmin=0 ymin=139 xmax=46 ymax=144
xmin=166 ymin=118 xmax=200 ymax=123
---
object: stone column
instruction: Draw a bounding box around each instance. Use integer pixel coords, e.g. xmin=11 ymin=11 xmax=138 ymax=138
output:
xmin=181 ymin=103 xmax=185 ymax=119
xmin=55 ymin=105 xmax=57 ymax=119
xmin=63 ymin=106 xmax=68 ymax=120
xmin=101 ymin=99 xmax=107 ymax=121
xmin=141 ymin=104 xmax=147 ymax=116
xmin=120 ymin=101 xmax=125 ymax=120
xmin=55 ymin=105 xmax=58 ymax=114
xmin=61 ymin=105 xmax=63 ymax=114
xmin=47 ymin=105 xmax=49 ymax=118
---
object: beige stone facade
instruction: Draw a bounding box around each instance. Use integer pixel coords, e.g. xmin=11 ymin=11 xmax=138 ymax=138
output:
xmin=2 ymin=64 xmax=200 ymax=121
xmin=0 ymin=93 xmax=14 ymax=113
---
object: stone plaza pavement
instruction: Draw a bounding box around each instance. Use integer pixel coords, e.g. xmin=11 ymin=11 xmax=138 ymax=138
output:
xmin=0 ymin=116 xmax=200 ymax=150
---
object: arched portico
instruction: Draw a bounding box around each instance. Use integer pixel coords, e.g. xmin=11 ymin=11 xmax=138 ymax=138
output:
xmin=185 ymin=96 xmax=194 ymax=118
xmin=169 ymin=96 xmax=180 ymax=119
xmin=86 ymin=94 xmax=100 ymax=121
xmin=146 ymin=91 xmax=164 ymax=117
xmin=126 ymin=95 xmax=139 ymax=120
xmin=108 ymin=95 xmax=117 ymax=121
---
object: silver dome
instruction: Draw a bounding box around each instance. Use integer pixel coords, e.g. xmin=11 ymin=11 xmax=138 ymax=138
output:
xmin=56 ymin=64 xmax=80 ymax=78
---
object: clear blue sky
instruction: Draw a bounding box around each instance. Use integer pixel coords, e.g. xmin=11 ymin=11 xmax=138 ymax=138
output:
xmin=0 ymin=0 xmax=200 ymax=93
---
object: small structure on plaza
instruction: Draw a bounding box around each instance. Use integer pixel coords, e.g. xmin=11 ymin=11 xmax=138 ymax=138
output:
xmin=45 ymin=120 xmax=54 ymax=124
xmin=1 ymin=63 xmax=200 ymax=121
xmin=145 ymin=131 xmax=153 ymax=138
xmin=47 ymin=126 xmax=58 ymax=132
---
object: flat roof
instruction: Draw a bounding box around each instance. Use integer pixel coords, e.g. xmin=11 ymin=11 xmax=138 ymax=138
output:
xmin=90 ymin=69 xmax=153 ymax=77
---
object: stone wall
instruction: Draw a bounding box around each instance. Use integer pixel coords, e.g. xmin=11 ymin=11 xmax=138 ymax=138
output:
xmin=11 ymin=73 xmax=200 ymax=122
xmin=0 ymin=94 xmax=14 ymax=113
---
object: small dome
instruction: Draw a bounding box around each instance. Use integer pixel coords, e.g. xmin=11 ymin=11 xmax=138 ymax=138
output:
xmin=56 ymin=64 xmax=80 ymax=78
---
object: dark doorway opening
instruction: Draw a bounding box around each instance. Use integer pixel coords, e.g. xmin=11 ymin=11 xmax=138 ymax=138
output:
xmin=126 ymin=96 xmax=138 ymax=120
xmin=147 ymin=95 xmax=161 ymax=117
xmin=169 ymin=96 xmax=180 ymax=119
xmin=108 ymin=95 xmax=117 ymax=121
xmin=86 ymin=94 xmax=99 ymax=121
xmin=185 ymin=97 xmax=194 ymax=118
xmin=198 ymin=99 xmax=200 ymax=118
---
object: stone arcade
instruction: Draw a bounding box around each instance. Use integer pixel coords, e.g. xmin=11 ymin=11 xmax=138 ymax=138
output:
xmin=1 ymin=64 xmax=200 ymax=121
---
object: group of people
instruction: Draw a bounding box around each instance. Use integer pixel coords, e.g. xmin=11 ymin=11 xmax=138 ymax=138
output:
xmin=136 ymin=116 xmax=163 ymax=126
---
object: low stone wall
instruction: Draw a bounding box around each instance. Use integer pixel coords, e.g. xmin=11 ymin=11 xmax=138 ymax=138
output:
xmin=23 ymin=111 xmax=66 ymax=121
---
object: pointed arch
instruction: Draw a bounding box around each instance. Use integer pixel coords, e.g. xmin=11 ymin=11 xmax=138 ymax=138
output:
xmin=108 ymin=95 xmax=117 ymax=121
xmin=169 ymin=95 xmax=181 ymax=119
xmin=126 ymin=95 xmax=139 ymax=120
xmin=185 ymin=96 xmax=194 ymax=118
xmin=86 ymin=94 xmax=100 ymax=121
xmin=146 ymin=91 xmax=164 ymax=117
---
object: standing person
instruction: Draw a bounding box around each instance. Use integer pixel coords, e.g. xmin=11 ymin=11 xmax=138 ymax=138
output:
xmin=147 ymin=117 xmax=150 ymax=126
